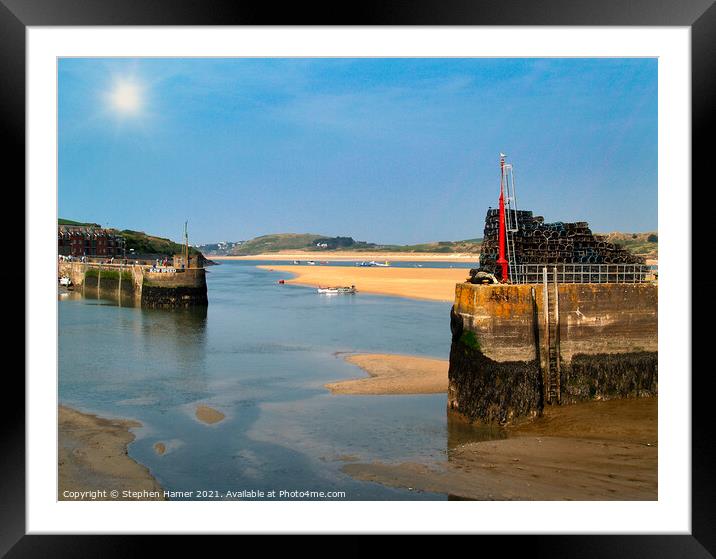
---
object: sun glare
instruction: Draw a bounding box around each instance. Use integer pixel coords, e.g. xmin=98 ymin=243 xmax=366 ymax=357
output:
xmin=108 ymin=79 xmax=143 ymax=115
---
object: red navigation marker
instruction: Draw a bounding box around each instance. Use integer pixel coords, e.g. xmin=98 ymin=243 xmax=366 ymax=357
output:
xmin=496 ymin=153 xmax=509 ymax=282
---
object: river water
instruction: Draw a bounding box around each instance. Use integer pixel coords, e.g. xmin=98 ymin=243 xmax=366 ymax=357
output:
xmin=58 ymin=260 xmax=476 ymax=500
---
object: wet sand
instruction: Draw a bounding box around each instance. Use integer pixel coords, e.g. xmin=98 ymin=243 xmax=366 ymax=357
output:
xmin=214 ymin=252 xmax=478 ymax=262
xmin=195 ymin=405 xmax=225 ymax=424
xmin=259 ymin=265 xmax=469 ymax=302
xmin=343 ymin=398 xmax=657 ymax=500
xmin=326 ymin=353 xmax=448 ymax=395
xmin=58 ymin=405 xmax=164 ymax=500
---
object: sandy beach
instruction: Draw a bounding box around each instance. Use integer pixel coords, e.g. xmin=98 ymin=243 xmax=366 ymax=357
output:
xmin=326 ymin=353 xmax=448 ymax=395
xmin=259 ymin=265 xmax=469 ymax=302
xmin=58 ymin=405 xmax=164 ymax=500
xmin=213 ymin=251 xmax=479 ymax=262
xmin=343 ymin=397 xmax=657 ymax=500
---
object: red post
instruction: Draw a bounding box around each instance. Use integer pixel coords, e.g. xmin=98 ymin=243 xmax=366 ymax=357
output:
xmin=496 ymin=154 xmax=509 ymax=282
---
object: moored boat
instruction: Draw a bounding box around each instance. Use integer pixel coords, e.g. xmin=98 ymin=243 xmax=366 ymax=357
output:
xmin=317 ymin=285 xmax=357 ymax=294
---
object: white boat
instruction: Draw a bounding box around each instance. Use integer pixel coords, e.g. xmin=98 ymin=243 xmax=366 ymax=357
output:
xmin=317 ymin=285 xmax=357 ymax=294
xmin=59 ymin=276 xmax=73 ymax=287
xmin=307 ymin=260 xmax=316 ymax=265
xmin=370 ymin=261 xmax=390 ymax=267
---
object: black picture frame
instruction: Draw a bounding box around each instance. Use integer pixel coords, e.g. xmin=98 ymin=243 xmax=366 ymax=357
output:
xmin=6 ymin=0 xmax=711 ymax=552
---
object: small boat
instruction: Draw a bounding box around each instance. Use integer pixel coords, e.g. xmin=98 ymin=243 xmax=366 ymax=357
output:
xmin=59 ymin=276 xmax=73 ymax=287
xmin=317 ymin=285 xmax=357 ymax=295
xmin=278 ymin=279 xmax=285 ymax=284
xmin=293 ymin=260 xmax=300 ymax=264
xmin=357 ymin=260 xmax=390 ymax=267
xmin=307 ymin=260 xmax=316 ymax=265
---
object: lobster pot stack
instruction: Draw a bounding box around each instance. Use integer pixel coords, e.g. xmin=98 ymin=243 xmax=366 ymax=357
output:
xmin=476 ymin=208 xmax=645 ymax=281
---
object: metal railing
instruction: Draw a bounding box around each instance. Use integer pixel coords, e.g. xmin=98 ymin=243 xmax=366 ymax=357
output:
xmin=511 ymin=263 xmax=654 ymax=284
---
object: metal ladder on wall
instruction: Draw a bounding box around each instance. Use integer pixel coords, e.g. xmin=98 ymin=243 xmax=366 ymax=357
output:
xmin=503 ymin=160 xmax=520 ymax=283
xmin=542 ymin=267 xmax=561 ymax=404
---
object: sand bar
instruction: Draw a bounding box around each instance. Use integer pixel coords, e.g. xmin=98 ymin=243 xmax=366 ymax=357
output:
xmin=343 ymin=397 xmax=657 ymax=500
xmin=326 ymin=353 xmax=448 ymax=395
xmin=195 ymin=405 xmax=226 ymax=424
xmin=259 ymin=265 xmax=469 ymax=302
xmin=58 ymin=405 xmax=164 ymax=500
xmin=213 ymin=251 xmax=479 ymax=262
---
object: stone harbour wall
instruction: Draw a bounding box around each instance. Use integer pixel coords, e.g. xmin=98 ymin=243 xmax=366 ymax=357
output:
xmin=448 ymin=282 xmax=657 ymax=424
xmin=58 ymin=262 xmax=208 ymax=308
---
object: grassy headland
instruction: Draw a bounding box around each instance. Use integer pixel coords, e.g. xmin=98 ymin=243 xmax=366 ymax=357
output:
xmin=203 ymin=233 xmax=484 ymax=257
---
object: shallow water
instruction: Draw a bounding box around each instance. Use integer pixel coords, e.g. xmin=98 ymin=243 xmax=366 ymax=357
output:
xmin=58 ymin=261 xmax=475 ymax=500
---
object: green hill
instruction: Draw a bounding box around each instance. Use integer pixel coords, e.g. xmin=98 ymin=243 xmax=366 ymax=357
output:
xmin=118 ymin=229 xmax=201 ymax=256
xmin=599 ymin=231 xmax=658 ymax=260
xmin=224 ymin=233 xmax=483 ymax=255
xmin=58 ymin=218 xmax=100 ymax=227
xmin=229 ymin=233 xmax=377 ymax=255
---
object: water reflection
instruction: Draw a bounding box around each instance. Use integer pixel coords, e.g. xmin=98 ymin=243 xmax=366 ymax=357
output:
xmin=59 ymin=291 xmax=209 ymax=412
xmin=62 ymin=283 xmax=141 ymax=308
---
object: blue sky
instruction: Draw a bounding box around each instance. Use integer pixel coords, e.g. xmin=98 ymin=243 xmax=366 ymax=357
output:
xmin=58 ymin=58 xmax=657 ymax=245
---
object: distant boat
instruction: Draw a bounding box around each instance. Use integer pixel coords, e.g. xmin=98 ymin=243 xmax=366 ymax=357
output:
xmin=370 ymin=261 xmax=390 ymax=267
xmin=307 ymin=260 xmax=316 ymax=265
xmin=293 ymin=260 xmax=300 ymax=264
xmin=317 ymin=285 xmax=357 ymax=294
xmin=59 ymin=276 xmax=72 ymax=287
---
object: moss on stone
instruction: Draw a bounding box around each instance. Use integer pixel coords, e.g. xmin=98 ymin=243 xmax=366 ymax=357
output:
xmin=459 ymin=330 xmax=481 ymax=350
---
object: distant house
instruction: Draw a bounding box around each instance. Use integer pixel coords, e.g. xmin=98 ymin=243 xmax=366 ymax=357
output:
xmin=58 ymin=225 xmax=126 ymax=257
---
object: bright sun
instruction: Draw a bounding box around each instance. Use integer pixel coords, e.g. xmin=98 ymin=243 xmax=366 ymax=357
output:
xmin=109 ymin=79 xmax=143 ymax=115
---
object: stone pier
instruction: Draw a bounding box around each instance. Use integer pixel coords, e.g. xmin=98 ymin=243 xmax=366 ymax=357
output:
xmin=58 ymin=261 xmax=208 ymax=308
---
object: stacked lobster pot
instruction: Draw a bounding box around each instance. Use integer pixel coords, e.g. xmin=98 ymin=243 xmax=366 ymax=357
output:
xmin=474 ymin=208 xmax=646 ymax=283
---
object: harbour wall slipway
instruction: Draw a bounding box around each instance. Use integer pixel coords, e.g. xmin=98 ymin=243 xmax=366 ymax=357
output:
xmin=58 ymin=261 xmax=208 ymax=308
xmin=448 ymin=281 xmax=658 ymax=424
